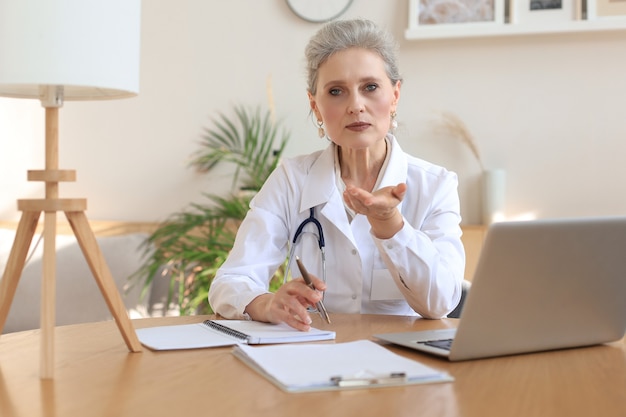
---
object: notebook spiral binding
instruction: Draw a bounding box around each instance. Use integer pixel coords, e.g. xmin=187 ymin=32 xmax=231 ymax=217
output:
xmin=203 ymin=320 xmax=249 ymax=341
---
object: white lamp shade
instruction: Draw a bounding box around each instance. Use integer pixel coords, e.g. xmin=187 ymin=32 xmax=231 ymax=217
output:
xmin=0 ymin=0 xmax=141 ymax=100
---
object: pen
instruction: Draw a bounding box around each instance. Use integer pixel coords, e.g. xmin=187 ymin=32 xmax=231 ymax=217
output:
xmin=295 ymin=256 xmax=331 ymax=324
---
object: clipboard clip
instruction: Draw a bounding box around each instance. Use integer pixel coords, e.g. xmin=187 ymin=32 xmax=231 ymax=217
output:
xmin=330 ymin=372 xmax=407 ymax=387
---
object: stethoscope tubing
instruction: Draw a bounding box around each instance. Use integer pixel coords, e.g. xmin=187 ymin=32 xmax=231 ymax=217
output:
xmin=285 ymin=207 xmax=327 ymax=288
xmin=293 ymin=207 xmax=325 ymax=250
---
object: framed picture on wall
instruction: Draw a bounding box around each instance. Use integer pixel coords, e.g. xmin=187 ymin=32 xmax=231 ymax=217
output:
xmin=408 ymin=0 xmax=505 ymax=31
xmin=510 ymin=0 xmax=579 ymax=25
xmin=587 ymin=0 xmax=626 ymax=19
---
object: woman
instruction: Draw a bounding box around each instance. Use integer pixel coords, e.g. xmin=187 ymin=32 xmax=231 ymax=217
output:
xmin=208 ymin=19 xmax=465 ymax=331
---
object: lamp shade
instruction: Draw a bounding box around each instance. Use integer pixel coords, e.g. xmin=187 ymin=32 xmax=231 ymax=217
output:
xmin=0 ymin=0 xmax=141 ymax=100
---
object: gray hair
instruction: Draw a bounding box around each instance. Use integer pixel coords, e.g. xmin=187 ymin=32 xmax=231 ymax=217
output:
xmin=305 ymin=19 xmax=402 ymax=95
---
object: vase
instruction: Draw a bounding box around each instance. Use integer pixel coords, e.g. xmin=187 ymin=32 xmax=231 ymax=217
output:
xmin=482 ymin=168 xmax=506 ymax=225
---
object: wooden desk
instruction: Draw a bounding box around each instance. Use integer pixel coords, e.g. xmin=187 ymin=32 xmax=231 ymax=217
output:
xmin=1 ymin=314 xmax=624 ymax=417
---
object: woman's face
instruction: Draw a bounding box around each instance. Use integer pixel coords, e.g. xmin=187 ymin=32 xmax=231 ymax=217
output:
xmin=308 ymin=47 xmax=400 ymax=150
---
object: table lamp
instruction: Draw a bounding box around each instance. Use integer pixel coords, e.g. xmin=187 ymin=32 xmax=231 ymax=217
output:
xmin=0 ymin=0 xmax=143 ymax=378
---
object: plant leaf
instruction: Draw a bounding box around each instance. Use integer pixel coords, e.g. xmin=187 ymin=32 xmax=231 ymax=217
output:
xmin=130 ymin=104 xmax=290 ymax=315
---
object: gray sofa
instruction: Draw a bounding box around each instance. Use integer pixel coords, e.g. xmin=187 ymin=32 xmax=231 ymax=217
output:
xmin=0 ymin=229 xmax=175 ymax=334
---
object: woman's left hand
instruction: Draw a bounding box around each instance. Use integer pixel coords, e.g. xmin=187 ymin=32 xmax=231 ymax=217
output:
xmin=343 ymin=183 xmax=406 ymax=238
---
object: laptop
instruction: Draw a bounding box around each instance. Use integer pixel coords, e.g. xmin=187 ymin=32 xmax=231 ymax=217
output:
xmin=375 ymin=216 xmax=626 ymax=361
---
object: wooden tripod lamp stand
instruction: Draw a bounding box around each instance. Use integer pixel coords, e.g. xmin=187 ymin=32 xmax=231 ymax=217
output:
xmin=0 ymin=0 xmax=143 ymax=378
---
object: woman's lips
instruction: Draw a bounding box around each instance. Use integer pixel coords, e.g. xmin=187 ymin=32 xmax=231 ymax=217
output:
xmin=346 ymin=122 xmax=370 ymax=131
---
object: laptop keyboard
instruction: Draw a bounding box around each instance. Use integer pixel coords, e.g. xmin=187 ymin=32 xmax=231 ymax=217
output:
xmin=419 ymin=339 xmax=453 ymax=351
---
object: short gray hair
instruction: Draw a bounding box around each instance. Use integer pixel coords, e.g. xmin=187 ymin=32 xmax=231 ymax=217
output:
xmin=305 ymin=19 xmax=402 ymax=95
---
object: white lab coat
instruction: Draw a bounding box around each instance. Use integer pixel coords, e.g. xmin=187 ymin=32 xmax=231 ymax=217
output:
xmin=208 ymin=134 xmax=465 ymax=319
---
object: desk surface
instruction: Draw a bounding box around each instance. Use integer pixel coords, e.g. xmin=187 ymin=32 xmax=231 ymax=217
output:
xmin=1 ymin=314 xmax=625 ymax=417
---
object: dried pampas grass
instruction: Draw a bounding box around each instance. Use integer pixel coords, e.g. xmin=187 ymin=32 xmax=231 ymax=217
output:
xmin=435 ymin=111 xmax=484 ymax=171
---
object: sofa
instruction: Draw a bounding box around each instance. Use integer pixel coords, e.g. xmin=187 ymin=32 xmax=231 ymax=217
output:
xmin=0 ymin=226 xmax=174 ymax=334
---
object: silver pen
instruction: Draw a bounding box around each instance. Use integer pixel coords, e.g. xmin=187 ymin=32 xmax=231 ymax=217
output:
xmin=295 ymin=256 xmax=331 ymax=324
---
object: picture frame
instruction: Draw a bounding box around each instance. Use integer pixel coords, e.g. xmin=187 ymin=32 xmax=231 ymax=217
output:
xmin=510 ymin=0 xmax=579 ymax=25
xmin=587 ymin=0 xmax=626 ymax=19
xmin=408 ymin=0 xmax=505 ymax=31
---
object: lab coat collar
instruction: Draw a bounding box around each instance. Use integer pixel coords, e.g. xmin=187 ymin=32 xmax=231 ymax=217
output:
xmin=378 ymin=134 xmax=408 ymax=190
xmin=299 ymin=143 xmax=337 ymax=213
xmin=377 ymin=134 xmax=407 ymax=215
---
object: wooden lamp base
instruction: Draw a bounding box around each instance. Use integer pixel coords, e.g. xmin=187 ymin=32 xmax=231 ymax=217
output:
xmin=0 ymin=107 xmax=142 ymax=379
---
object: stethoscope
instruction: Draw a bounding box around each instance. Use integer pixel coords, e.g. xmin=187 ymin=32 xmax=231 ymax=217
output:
xmin=285 ymin=207 xmax=327 ymax=288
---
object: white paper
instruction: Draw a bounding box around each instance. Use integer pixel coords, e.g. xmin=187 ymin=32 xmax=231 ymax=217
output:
xmin=233 ymin=339 xmax=453 ymax=392
xmin=136 ymin=323 xmax=238 ymax=350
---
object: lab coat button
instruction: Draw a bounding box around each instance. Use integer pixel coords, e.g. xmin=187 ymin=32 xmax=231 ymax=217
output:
xmin=351 ymin=294 xmax=357 ymax=300
xmin=351 ymin=249 xmax=357 ymax=255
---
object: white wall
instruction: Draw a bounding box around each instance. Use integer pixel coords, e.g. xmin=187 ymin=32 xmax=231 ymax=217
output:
xmin=1 ymin=0 xmax=625 ymax=225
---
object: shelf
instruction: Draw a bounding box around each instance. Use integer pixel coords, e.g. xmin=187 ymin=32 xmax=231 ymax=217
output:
xmin=405 ymin=19 xmax=626 ymax=40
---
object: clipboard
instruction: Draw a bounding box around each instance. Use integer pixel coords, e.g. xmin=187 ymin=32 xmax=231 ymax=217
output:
xmin=232 ymin=339 xmax=453 ymax=392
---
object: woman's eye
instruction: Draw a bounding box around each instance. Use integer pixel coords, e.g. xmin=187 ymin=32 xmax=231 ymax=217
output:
xmin=365 ymin=84 xmax=378 ymax=92
xmin=329 ymin=88 xmax=341 ymax=96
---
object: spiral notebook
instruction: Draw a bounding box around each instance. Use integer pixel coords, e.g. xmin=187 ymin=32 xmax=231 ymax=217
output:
xmin=136 ymin=320 xmax=336 ymax=350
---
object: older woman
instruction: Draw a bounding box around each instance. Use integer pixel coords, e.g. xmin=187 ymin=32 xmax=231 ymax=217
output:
xmin=208 ymin=19 xmax=465 ymax=331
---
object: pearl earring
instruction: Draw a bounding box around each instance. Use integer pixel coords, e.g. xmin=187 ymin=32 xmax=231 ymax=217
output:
xmin=317 ymin=120 xmax=325 ymax=138
xmin=390 ymin=111 xmax=398 ymax=131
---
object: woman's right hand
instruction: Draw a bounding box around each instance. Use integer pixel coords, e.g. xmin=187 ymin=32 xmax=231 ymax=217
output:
xmin=244 ymin=276 xmax=326 ymax=331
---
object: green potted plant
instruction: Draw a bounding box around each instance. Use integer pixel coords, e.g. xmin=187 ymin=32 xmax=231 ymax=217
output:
xmin=132 ymin=105 xmax=289 ymax=315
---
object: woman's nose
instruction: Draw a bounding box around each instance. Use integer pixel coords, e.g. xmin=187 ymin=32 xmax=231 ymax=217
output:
xmin=347 ymin=94 xmax=365 ymax=114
